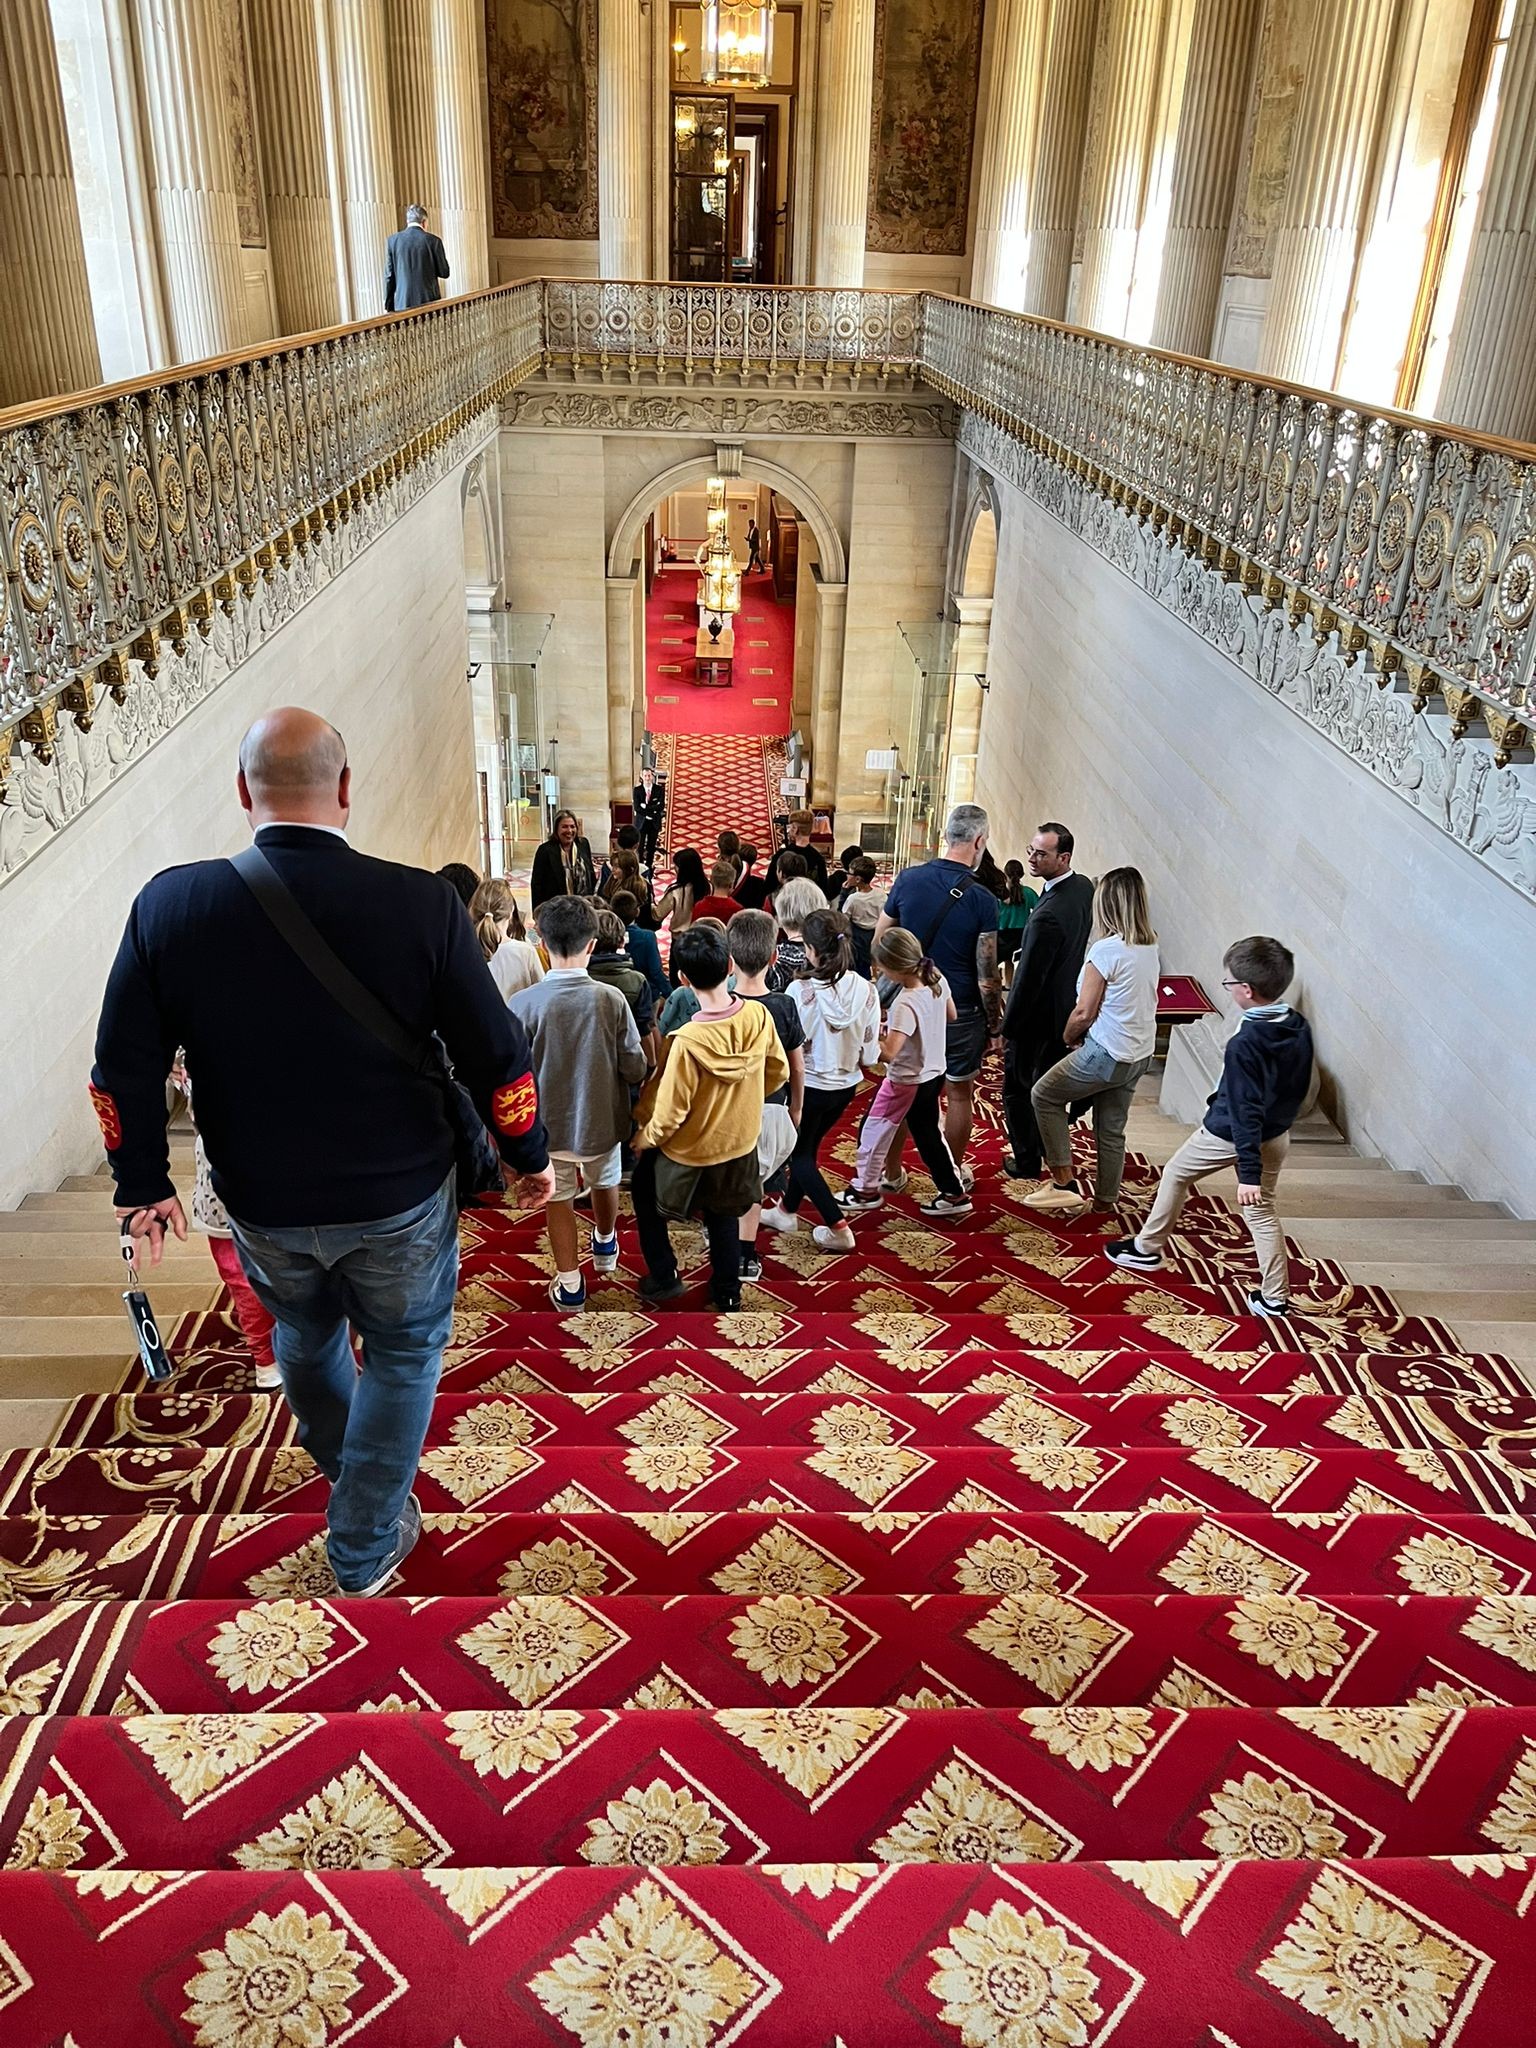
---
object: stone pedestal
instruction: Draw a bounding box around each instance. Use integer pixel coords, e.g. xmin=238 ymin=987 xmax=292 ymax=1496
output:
xmin=811 ymin=0 xmax=876 ymax=287
xmin=0 ymin=0 xmax=101 ymax=406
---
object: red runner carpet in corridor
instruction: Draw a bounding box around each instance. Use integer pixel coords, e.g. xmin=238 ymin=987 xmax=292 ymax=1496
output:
xmin=1 ymin=1091 xmax=1534 ymax=2042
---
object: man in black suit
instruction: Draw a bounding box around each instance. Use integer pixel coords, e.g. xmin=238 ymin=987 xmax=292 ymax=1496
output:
xmin=633 ymin=766 xmax=666 ymax=868
xmin=93 ymin=708 xmax=552 ymax=1595
xmin=1000 ymin=821 xmax=1095 ymax=1179
xmin=383 ymin=205 xmax=450 ymax=312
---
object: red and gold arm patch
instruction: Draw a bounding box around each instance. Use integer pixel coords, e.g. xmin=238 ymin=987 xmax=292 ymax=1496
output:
xmin=88 ymin=1084 xmax=123 ymax=1150
xmin=491 ymin=1073 xmax=538 ymax=1138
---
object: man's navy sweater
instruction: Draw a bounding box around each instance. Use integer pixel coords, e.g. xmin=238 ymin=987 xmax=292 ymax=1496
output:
xmin=92 ymin=825 xmax=548 ymax=1226
xmin=1203 ymin=1004 xmax=1314 ymax=1184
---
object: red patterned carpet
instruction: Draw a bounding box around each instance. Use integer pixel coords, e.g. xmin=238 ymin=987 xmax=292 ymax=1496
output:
xmin=650 ymin=730 xmax=777 ymax=876
xmin=645 ymin=565 xmax=793 ymax=737
xmin=2 ymin=1091 xmax=1535 ymax=2043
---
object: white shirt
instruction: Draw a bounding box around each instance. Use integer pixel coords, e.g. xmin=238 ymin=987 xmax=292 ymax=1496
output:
xmin=488 ymin=937 xmax=546 ymax=1002
xmin=1081 ymin=936 xmax=1160 ymax=1061
xmin=886 ymin=974 xmax=950 ymax=1082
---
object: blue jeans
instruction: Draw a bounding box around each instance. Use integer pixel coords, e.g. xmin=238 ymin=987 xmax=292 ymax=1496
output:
xmin=230 ymin=1177 xmax=458 ymax=1590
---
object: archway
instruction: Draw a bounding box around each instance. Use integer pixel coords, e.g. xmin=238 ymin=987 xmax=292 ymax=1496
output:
xmin=946 ymin=487 xmax=1000 ymax=814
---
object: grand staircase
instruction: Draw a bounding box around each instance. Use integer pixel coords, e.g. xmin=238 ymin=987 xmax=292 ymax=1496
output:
xmin=1 ymin=1085 xmax=1534 ymax=2043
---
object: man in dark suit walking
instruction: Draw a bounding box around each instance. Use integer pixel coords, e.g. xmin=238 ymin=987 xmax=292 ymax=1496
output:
xmin=93 ymin=708 xmax=552 ymax=1596
xmin=383 ymin=204 xmax=450 ymax=312
xmin=633 ymin=765 xmax=666 ymax=869
xmin=999 ymin=821 xmax=1095 ymax=1179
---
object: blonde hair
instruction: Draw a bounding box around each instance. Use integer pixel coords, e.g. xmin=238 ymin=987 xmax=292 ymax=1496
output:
xmin=468 ymin=877 xmax=526 ymax=959
xmin=709 ymin=859 xmax=738 ymax=894
xmin=1093 ymin=867 xmax=1156 ymax=947
xmin=873 ymin=924 xmax=942 ymax=991
xmin=772 ymin=876 xmax=825 ymax=935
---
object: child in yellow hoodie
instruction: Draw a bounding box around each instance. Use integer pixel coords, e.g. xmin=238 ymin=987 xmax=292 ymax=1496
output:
xmin=631 ymin=923 xmax=788 ymax=1312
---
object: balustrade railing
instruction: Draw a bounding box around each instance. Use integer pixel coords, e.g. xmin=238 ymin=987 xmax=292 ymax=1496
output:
xmin=0 ymin=280 xmax=542 ymax=744
xmin=920 ymin=295 xmax=1536 ymax=738
xmin=3 ymin=277 xmax=1534 ymax=756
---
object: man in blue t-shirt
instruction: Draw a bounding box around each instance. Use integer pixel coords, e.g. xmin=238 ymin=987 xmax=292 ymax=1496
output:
xmin=875 ymin=803 xmax=1002 ymax=1181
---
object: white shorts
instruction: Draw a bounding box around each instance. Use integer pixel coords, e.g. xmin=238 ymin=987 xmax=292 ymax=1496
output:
xmin=549 ymin=1146 xmax=624 ymax=1203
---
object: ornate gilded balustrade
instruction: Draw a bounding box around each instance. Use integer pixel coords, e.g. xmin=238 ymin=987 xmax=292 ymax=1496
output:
xmin=539 ymin=281 xmax=924 ymax=384
xmin=0 ymin=280 xmax=542 ymax=748
xmin=919 ymin=295 xmax=1536 ymax=749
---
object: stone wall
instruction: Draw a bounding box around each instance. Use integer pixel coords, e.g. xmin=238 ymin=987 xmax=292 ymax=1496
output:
xmin=974 ymin=470 xmax=1536 ymax=1216
xmin=0 ymin=472 xmax=478 ymax=1212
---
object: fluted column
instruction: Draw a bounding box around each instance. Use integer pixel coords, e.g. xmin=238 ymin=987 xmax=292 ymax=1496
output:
xmin=599 ymin=0 xmax=650 ymax=277
xmin=1022 ymin=0 xmax=1099 ymax=315
xmin=130 ymin=0 xmax=251 ymax=360
xmin=811 ymin=0 xmax=877 ymax=287
xmin=1148 ymin=0 xmax=1261 ymax=354
xmin=385 ymin=0 xmax=440 ymax=219
xmin=249 ymin=0 xmax=343 ymax=335
xmin=431 ymin=0 xmax=490 ymax=290
xmin=0 ymin=0 xmax=101 ymax=405
xmin=971 ymin=0 xmax=1050 ymax=307
xmin=322 ymin=0 xmax=396 ymax=318
xmin=1075 ymin=0 xmax=1179 ymax=337
xmin=1256 ymin=0 xmax=1400 ymax=387
xmin=1437 ymin=0 xmax=1536 ymax=439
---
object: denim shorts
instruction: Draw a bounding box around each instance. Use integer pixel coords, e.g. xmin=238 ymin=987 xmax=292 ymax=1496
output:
xmin=945 ymin=1006 xmax=989 ymax=1082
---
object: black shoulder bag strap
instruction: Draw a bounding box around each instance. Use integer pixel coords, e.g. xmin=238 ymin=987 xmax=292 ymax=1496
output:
xmin=918 ymin=867 xmax=977 ymax=956
xmin=228 ymin=845 xmax=427 ymax=1071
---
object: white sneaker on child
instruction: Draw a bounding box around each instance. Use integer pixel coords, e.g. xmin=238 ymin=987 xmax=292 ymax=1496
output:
xmin=812 ymin=1224 xmax=856 ymax=1253
xmin=758 ymin=1205 xmax=800 ymax=1234
xmin=254 ymin=1362 xmax=283 ymax=1392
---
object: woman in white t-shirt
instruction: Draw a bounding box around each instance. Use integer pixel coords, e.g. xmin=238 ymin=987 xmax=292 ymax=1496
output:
xmin=1024 ymin=868 xmax=1160 ymax=1215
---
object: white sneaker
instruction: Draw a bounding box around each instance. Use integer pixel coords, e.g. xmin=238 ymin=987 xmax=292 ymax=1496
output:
xmin=812 ymin=1224 xmax=856 ymax=1253
xmin=254 ymin=1362 xmax=283 ymax=1392
xmin=880 ymin=1168 xmax=908 ymax=1193
xmin=758 ymin=1204 xmax=800 ymax=1234
xmin=959 ymin=1164 xmax=975 ymax=1194
xmin=1022 ymin=1180 xmax=1087 ymax=1214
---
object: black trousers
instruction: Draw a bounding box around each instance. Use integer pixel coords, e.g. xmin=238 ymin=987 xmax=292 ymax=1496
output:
xmin=784 ymin=1083 xmax=856 ymax=1226
xmin=1002 ymin=1037 xmax=1064 ymax=1175
xmin=630 ymin=1149 xmax=742 ymax=1306
xmin=905 ymin=1073 xmax=965 ymax=1197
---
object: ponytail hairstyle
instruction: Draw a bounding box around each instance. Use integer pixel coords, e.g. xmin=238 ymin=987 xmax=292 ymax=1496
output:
xmin=1093 ymin=866 xmax=1157 ymax=947
xmin=468 ymin=876 xmax=526 ymax=960
xmin=1002 ymin=859 xmax=1027 ymax=908
xmin=798 ymin=907 xmax=853 ymax=984
xmin=873 ymin=923 xmax=942 ymax=991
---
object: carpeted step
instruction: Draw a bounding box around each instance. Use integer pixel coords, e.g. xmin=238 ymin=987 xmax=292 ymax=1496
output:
xmin=0 ymin=1856 xmax=1530 ymax=2046
xmin=7 ymin=1590 xmax=1533 ymax=1715
xmin=0 ymin=1439 xmax=1520 ymax=1516
xmin=3 ymin=1705 xmax=1530 ymax=1872
xmin=44 ymin=1387 xmax=1536 ymax=1454
xmin=5 ymin=1508 xmax=1526 ymax=1602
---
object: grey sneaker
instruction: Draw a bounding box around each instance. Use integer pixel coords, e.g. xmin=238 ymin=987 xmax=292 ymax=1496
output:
xmin=1247 ymin=1290 xmax=1292 ymax=1318
xmin=335 ymin=1492 xmax=421 ymax=1597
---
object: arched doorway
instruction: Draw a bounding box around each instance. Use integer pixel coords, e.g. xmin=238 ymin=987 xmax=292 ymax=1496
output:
xmin=947 ymin=489 xmax=998 ymax=813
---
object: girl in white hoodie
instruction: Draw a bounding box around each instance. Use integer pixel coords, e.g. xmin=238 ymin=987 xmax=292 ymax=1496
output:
xmin=761 ymin=908 xmax=881 ymax=1253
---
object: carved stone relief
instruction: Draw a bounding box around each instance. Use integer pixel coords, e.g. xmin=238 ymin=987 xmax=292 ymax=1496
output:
xmin=1226 ymin=0 xmax=1316 ymax=279
xmin=958 ymin=409 xmax=1536 ymax=902
xmin=219 ymin=0 xmax=267 ymax=248
xmin=503 ymin=388 xmax=955 ymax=438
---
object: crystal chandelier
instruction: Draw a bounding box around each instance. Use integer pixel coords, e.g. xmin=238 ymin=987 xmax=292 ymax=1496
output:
xmin=698 ymin=475 xmax=742 ymax=617
xmin=700 ymin=0 xmax=775 ymax=88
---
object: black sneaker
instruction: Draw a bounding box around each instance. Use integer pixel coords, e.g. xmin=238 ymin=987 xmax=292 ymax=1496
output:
xmin=739 ymin=1250 xmax=763 ymax=1282
xmin=333 ymin=1493 xmax=421 ymax=1596
xmin=1247 ymin=1290 xmax=1292 ymax=1318
xmin=1105 ymin=1237 xmax=1163 ymax=1271
xmin=637 ymin=1273 xmax=686 ymax=1302
xmin=1002 ymin=1157 xmax=1039 ymax=1180
xmin=841 ymin=1187 xmax=884 ymax=1212
xmin=712 ymin=1292 xmax=743 ymax=1314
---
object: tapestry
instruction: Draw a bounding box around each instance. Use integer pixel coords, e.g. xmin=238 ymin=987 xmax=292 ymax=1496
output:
xmin=1227 ymin=0 xmax=1317 ymax=278
xmin=486 ymin=0 xmax=599 ymax=240
xmin=866 ymin=0 xmax=984 ymax=255
xmin=218 ymin=0 xmax=266 ymax=249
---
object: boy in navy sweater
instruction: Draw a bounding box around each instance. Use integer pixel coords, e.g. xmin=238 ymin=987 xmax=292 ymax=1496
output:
xmin=1107 ymin=936 xmax=1314 ymax=1315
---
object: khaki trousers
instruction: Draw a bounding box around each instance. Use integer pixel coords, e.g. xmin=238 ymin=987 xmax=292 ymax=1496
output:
xmin=1137 ymin=1126 xmax=1291 ymax=1303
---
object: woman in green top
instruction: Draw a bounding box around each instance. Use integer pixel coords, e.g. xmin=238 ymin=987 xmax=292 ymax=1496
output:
xmin=997 ymin=859 xmax=1039 ymax=981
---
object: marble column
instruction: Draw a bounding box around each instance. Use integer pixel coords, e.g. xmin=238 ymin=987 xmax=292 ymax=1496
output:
xmin=130 ymin=0 xmax=252 ymax=361
xmin=322 ymin=0 xmax=397 ymax=318
xmin=811 ymin=0 xmax=877 ymax=287
xmin=606 ymin=573 xmax=644 ymax=801
xmin=1074 ymin=0 xmax=1182 ymax=338
xmin=0 ymin=0 xmax=101 ymax=405
xmin=599 ymin=0 xmax=650 ymax=278
xmin=384 ymin=0 xmax=441 ymax=221
xmin=431 ymin=0 xmax=490 ymax=291
xmin=1149 ymin=0 xmax=1261 ymax=355
xmin=809 ymin=572 xmax=849 ymax=806
xmin=1022 ymin=0 xmax=1100 ymax=316
xmin=249 ymin=0 xmax=343 ymax=335
xmin=1437 ymin=0 xmax=1536 ymax=439
xmin=1255 ymin=0 xmax=1400 ymax=387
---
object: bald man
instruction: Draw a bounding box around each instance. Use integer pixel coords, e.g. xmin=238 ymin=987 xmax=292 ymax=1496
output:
xmin=93 ymin=707 xmax=553 ymax=1595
